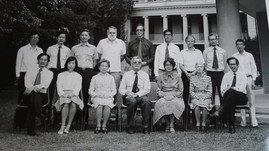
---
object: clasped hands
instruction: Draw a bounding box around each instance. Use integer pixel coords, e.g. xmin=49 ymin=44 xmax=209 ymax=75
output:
xmin=158 ymin=91 xmax=174 ymax=101
xmin=126 ymin=91 xmax=138 ymax=98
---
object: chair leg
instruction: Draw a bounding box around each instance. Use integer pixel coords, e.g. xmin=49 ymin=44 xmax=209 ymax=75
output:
xmin=115 ymin=107 xmax=119 ymax=131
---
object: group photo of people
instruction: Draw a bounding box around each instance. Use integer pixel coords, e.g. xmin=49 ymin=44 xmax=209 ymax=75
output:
xmin=14 ymin=23 xmax=259 ymax=137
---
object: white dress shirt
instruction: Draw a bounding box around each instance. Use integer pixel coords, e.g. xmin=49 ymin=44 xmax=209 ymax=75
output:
xmin=57 ymin=71 xmax=82 ymax=96
xmin=119 ymin=70 xmax=151 ymax=97
xmin=203 ymin=46 xmax=227 ymax=72
xmin=154 ymin=42 xmax=181 ymax=76
xmin=221 ymin=70 xmax=248 ymax=96
xmin=71 ymin=43 xmax=98 ymax=68
xmin=97 ymin=38 xmax=126 ymax=72
xmin=15 ymin=44 xmax=43 ymax=77
xmin=24 ymin=67 xmax=53 ymax=94
xmin=179 ymin=48 xmax=205 ymax=71
xmin=232 ymin=51 xmax=257 ymax=80
xmin=47 ymin=44 xmax=71 ymax=69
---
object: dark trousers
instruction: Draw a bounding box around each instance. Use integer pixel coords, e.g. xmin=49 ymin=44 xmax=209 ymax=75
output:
xmin=181 ymin=71 xmax=193 ymax=105
xmin=14 ymin=72 xmax=27 ymax=128
xmin=77 ymin=68 xmax=94 ymax=124
xmin=222 ymin=89 xmax=248 ymax=126
xmin=123 ymin=95 xmax=151 ymax=128
xmin=26 ymin=92 xmax=47 ymax=132
xmin=207 ymin=71 xmax=224 ymax=104
xmin=49 ymin=68 xmax=63 ymax=125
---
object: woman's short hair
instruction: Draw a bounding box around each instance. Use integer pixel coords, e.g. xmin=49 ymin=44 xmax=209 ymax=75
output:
xmin=64 ymin=56 xmax=78 ymax=71
xmin=185 ymin=35 xmax=196 ymax=43
xmin=37 ymin=53 xmax=50 ymax=62
xmin=98 ymin=59 xmax=110 ymax=68
xmin=163 ymin=57 xmax=176 ymax=69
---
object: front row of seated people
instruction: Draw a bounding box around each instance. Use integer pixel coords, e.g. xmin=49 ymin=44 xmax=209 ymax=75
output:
xmin=23 ymin=54 xmax=248 ymax=135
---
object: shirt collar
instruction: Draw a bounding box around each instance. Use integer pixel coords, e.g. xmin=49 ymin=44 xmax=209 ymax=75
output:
xmin=79 ymin=42 xmax=90 ymax=47
xmin=106 ymin=38 xmax=118 ymax=43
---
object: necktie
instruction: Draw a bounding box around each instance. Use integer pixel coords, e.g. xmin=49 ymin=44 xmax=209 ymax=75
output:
xmin=34 ymin=69 xmax=42 ymax=85
xmin=212 ymin=47 xmax=219 ymax=69
xmin=165 ymin=43 xmax=170 ymax=60
xmin=57 ymin=46 xmax=61 ymax=69
xmin=137 ymin=39 xmax=142 ymax=59
xmin=132 ymin=72 xmax=139 ymax=93
xmin=231 ymin=73 xmax=236 ymax=87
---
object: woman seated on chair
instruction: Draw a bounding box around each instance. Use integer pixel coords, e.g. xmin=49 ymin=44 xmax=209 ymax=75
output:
xmin=88 ymin=59 xmax=116 ymax=134
xmin=153 ymin=58 xmax=185 ymax=133
xmin=55 ymin=56 xmax=84 ymax=134
xmin=189 ymin=62 xmax=213 ymax=132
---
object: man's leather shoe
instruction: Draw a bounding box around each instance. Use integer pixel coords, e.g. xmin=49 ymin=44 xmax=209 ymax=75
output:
xmin=127 ymin=129 xmax=134 ymax=134
xmin=201 ymin=126 xmax=207 ymax=132
xmin=228 ymin=126 xmax=235 ymax=134
xmin=27 ymin=131 xmax=38 ymax=136
xmin=143 ymin=128 xmax=150 ymax=134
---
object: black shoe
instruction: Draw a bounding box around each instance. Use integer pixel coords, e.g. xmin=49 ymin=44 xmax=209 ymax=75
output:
xmin=143 ymin=127 xmax=150 ymax=134
xmin=102 ymin=127 xmax=108 ymax=134
xmin=27 ymin=131 xmax=38 ymax=136
xmin=94 ymin=127 xmax=101 ymax=134
xmin=228 ymin=126 xmax=235 ymax=134
xmin=201 ymin=126 xmax=207 ymax=132
xmin=127 ymin=128 xmax=134 ymax=134
xmin=196 ymin=126 xmax=200 ymax=132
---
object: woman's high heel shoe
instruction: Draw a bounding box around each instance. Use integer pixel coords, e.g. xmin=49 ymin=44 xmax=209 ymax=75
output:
xmin=94 ymin=127 xmax=101 ymax=134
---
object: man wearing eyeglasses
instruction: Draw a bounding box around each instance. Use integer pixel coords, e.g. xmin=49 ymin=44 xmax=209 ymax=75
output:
xmin=14 ymin=31 xmax=43 ymax=128
xmin=119 ymin=56 xmax=151 ymax=134
xmin=126 ymin=24 xmax=155 ymax=75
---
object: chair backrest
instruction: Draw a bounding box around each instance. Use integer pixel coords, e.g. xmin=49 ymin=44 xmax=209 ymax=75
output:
xmin=148 ymin=82 xmax=158 ymax=102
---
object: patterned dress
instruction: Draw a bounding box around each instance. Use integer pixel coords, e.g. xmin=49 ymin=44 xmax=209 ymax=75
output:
xmin=153 ymin=71 xmax=185 ymax=125
xmin=88 ymin=72 xmax=117 ymax=108
xmin=189 ymin=72 xmax=213 ymax=110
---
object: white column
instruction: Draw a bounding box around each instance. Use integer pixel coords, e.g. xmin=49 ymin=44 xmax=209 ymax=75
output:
xmin=202 ymin=14 xmax=209 ymax=48
xmin=266 ymin=0 xmax=269 ymax=30
xmin=143 ymin=16 xmax=149 ymax=39
xmin=126 ymin=17 xmax=131 ymax=42
xmin=246 ymin=15 xmax=257 ymax=39
xmin=162 ymin=15 xmax=168 ymax=31
xmin=181 ymin=14 xmax=188 ymax=49
xmin=216 ymin=0 xmax=242 ymax=57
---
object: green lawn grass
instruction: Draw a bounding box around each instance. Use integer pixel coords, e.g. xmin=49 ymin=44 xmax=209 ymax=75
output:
xmin=1 ymin=87 xmax=269 ymax=151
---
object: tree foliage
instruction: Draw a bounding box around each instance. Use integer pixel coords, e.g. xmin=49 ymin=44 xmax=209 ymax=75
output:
xmin=0 ymin=0 xmax=133 ymax=87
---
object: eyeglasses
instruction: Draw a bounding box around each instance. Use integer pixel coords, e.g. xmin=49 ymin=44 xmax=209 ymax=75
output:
xmin=136 ymin=29 xmax=143 ymax=32
xmin=133 ymin=61 xmax=142 ymax=64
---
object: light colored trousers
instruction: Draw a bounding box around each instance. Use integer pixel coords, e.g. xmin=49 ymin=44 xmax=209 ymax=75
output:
xmin=240 ymin=76 xmax=258 ymax=126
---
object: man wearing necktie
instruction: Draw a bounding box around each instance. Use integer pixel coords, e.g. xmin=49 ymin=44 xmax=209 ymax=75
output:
xmin=119 ymin=56 xmax=151 ymax=134
xmin=203 ymin=33 xmax=227 ymax=105
xmin=47 ymin=31 xmax=71 ymax=104
xmin=126 ymin=24 xmax=155 ymax=75
xmin=213 ymin=57 xmax=248 ymax=133
xmin=154 ymin=29 xmax=181 ymax=77
xmin=24 ymin=53 xmax=53 ymax=136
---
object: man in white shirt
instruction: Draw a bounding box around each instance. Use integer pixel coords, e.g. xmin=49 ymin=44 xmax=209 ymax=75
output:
xmin=97 ymin=26 xmax=126 ymax=105
xmin=14 ymin=32 xmax=43 ymax=128
xmin=154 ymin=29 xmax=181 ymax=77
xmin=71 ymin=29 xmax=98 ymax=106
xmin=232 ymin=39 xmax=258 ymax=127
xmin=179 ymin=35 xmax=204 ymax=106
xmin=119 ymin=56 xmax=151 ymax=134
xmin=215 ymin=57 xmax=248 ymax=133
xmin=203 ymin=33 xmax=227 ymax=105
xmin=24 ymin=53 xmax=53 ymax=136
xmin=47 ymin=30 xmax=71 ymax=103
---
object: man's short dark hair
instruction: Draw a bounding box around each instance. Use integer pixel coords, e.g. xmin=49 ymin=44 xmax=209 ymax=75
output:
xmin=56 ymin=30 xmax=68 ymax=37
xmin=208 ymin=33 xmax=218 ymax=39
xmin=227 ymin=57 xmax=239 ymax=65
xmin=235 ymin=39 xmax=245 ymax=45
xmin=163 ymin=29 xmax=173 ymax=36
xmin=37 ymin=53 xmax=50 ymax=62
xmin=136 ymin=23 xmax=145 ymax=31
xmin=29 ymin=31 xmax=39 ymax=39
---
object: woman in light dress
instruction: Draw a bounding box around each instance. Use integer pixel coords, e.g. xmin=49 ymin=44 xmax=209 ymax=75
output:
xmin=89 ymin=59 xmax=116 ymax=134
xmin=55 ymin=56 xmax=84 ymax=134
xmin=153 ymin=58 xmax=185 ymax=133
xmin=189 ymin=63 xmax=213 ymax=132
